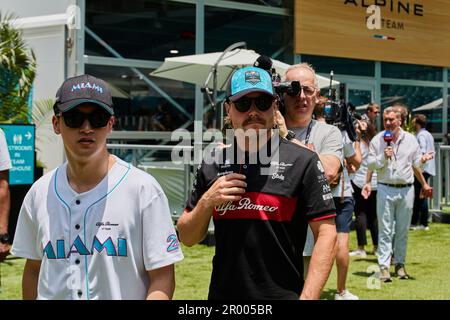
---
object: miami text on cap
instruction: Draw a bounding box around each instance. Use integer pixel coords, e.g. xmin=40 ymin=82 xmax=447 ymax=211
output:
xmin=54 ymin=74 xmax=114 ymax=114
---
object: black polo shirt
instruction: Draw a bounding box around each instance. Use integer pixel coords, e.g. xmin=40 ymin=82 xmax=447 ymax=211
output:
xmin=185 ymin=138 xmax=336 ymax=300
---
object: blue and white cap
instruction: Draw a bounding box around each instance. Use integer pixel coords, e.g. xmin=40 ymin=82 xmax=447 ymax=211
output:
xmin=227 ymin=66 xmax=275 ymax=102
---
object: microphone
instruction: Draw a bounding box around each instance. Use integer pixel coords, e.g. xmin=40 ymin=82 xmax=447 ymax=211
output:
xmin=254 ymin=55 xmax=273 ymax=72
xmin=384 ymin=130 xmax=393 ymax=146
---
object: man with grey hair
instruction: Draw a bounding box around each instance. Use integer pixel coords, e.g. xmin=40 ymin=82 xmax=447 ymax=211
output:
xmin=280 ymin=63 xmax=362 ymax=300
xmin=363 ymin=107 xmax=433 ymax=282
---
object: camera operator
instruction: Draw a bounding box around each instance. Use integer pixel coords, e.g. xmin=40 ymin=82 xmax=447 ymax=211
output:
xmin=277 ymin=63 xmax=361 ymax=300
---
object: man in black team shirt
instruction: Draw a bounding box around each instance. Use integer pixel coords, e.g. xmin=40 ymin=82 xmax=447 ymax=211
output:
xmin=177 ymin=66 xmax=337 ymax=300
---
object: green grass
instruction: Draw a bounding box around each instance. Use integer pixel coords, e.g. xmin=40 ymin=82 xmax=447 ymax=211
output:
xmin=323 ymin=222 xmax=450 ymax=300
xmin=0 ymin=256 xmax=25 ymax=299
xmin=1 ymin=223 xmax=450 ymax=300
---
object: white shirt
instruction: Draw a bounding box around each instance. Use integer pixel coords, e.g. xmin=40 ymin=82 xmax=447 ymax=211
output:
xmin=12 ymin=155 xmax=183 ymax=300
xmin=351 ymin=141 xmax=377 ymax=190
xmin=0 ymin=128 xmax=12 ymax=171
xmin=368 ymin=129 xmax=423 ymax=185
xmin=416 ymin=128 xmax=435 ymax=176
xmin=332 ymin=131 xmax=354 ymax=198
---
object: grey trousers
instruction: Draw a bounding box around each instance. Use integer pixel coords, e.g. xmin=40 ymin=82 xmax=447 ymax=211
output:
xmin=376 ymin=183 xmax=414 ymax=269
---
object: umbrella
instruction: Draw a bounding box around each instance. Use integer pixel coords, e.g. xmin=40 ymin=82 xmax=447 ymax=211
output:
xmin=151 ymin=48 xmax=338 ymax=91
xmin=412 ymin=95 xmax=450 ymax=112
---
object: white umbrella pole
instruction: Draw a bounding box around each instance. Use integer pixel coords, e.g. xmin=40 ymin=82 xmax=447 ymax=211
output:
xmin=203 ymin=42 xmax=247 ymax=129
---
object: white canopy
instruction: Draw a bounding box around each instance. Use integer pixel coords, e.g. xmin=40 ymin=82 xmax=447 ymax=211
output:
xmin=151 ymin=49 xmax=338 ymax=90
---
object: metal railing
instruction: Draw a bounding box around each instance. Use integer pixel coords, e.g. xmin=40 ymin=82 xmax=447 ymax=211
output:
xmin=431 ymin=144 xmax=450 ymax=211
xmin=106 ymin=143 xmax=194 ymax=220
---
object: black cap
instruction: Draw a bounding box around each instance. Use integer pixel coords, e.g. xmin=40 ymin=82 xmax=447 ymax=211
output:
xmin=54 ymin=74 xmax=114 ymax=114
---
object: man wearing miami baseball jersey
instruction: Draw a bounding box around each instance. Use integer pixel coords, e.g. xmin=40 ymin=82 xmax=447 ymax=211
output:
xmin=177 ymin=66 xmax=337 ymax=300
xmin=12 ymin=74 xmax=183 ymax=300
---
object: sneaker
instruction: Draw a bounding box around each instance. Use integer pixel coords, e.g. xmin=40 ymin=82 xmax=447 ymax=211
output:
xmin=379 ymin=267 xmax=392 ymax=282
xmin=395 ymin=264 xmax=409 ymax=279
xmin=349 ymin=249 xmax=367 ymax=258
xmin=410 ymin=225 xmax=419 ymax=231
xmin=416 ymin=225 xmax=429 ymax=231
xmin=334 ymin=289 xmax=359 ymax=300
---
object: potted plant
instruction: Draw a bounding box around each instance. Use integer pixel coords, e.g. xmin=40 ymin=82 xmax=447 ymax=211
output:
xmin=32 ymin=98 xmax=55 ymax=179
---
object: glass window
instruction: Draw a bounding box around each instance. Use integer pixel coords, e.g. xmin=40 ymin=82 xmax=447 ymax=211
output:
xmin=86 ymin=0 xmax=196 ymax=60
xmin=85 ymin=64 xmax=195 ymax=133
xmin=447 ymin=88 xmax=450 ymax=135
xmin=381 ymin=62 xmax=442 ymax=81
xmin=381 ymin=84 xmax=442 ymax=133
xmin=300 ymin=55 xmax=374 ymax=77
xmin=205 ymin=7 xmax=293 ymax=65
xmin=222 ymin=0 xmax=293 ymax=7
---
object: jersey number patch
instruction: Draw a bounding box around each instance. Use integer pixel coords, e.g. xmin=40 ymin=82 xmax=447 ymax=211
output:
xmin=166 ymin=234 xmax=180 ymax=252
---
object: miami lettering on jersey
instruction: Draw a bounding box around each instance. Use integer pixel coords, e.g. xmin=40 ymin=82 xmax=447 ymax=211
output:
xmin=43 ymin=235 xmax=127 ymax=259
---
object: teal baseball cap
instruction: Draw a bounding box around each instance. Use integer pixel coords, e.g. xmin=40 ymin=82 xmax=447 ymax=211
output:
xmin=227 ymin=66 xmax=275 ymax=102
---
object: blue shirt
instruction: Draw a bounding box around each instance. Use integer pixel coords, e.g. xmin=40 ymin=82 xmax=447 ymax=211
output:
xmin=416 ymin=128 xmax=436 ymax=176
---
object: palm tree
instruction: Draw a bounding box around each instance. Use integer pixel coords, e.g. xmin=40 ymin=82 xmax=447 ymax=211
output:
xmin=32 ymin=98 xmax=55 ymax=165
xmin=0 ymin=12 xmax=36 ymax=123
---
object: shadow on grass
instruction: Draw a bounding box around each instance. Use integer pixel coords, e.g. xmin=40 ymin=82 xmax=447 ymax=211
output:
xmin=351 ymin=258 xmax=379 ymax=263
xmin=351 ymin=271 xmax=417 ymax=282
xmin=320 ymin=288 xmax=337 ymax=300
xmin=352 ymin=271 xmax=374 ymax=278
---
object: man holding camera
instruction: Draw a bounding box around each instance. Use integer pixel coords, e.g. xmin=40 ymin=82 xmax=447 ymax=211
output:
xmin=178 ymin=66 xmax=337 ymax=300
xmin=281 ymin=63 xmax=362 ymax=300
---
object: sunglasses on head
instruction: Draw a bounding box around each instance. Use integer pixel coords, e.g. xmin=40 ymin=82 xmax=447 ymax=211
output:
xmin=59 ymin=108 xmax=112 ymax=128
xmin=232 ymin=95 xmax=274 ymax=113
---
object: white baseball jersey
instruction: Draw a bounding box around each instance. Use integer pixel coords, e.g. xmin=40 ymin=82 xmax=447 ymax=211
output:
xmin=12 ymin=155 xmax=184 ymax=300
xmin=0 ymin=128 xmax=12 ymax=171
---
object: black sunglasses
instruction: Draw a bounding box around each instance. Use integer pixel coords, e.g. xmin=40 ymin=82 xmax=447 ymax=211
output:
xmin=233 ymin=95 xmax=274 ymax=113
xmin=60 ymin=109 xmax=112 ymax=128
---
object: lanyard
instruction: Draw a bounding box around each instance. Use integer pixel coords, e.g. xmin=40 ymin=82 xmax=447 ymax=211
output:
xmin=295 ymin=121 xmax=313 ymax=145
xmin=392 ymin=136 xmax=403 ymax=161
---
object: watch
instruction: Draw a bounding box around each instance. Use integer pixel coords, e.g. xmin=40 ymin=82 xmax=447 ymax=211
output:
xmin=0 ymin=233 xmax=10 ymax=244
xmin=285 ymin=130 xmax=296 ymax=141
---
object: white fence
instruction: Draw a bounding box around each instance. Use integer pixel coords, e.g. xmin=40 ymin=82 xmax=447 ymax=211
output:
xmin=431 ymin=144 xmax=450 ymax=212
xmin=106 ymin=143 xmax=193 ymax=220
